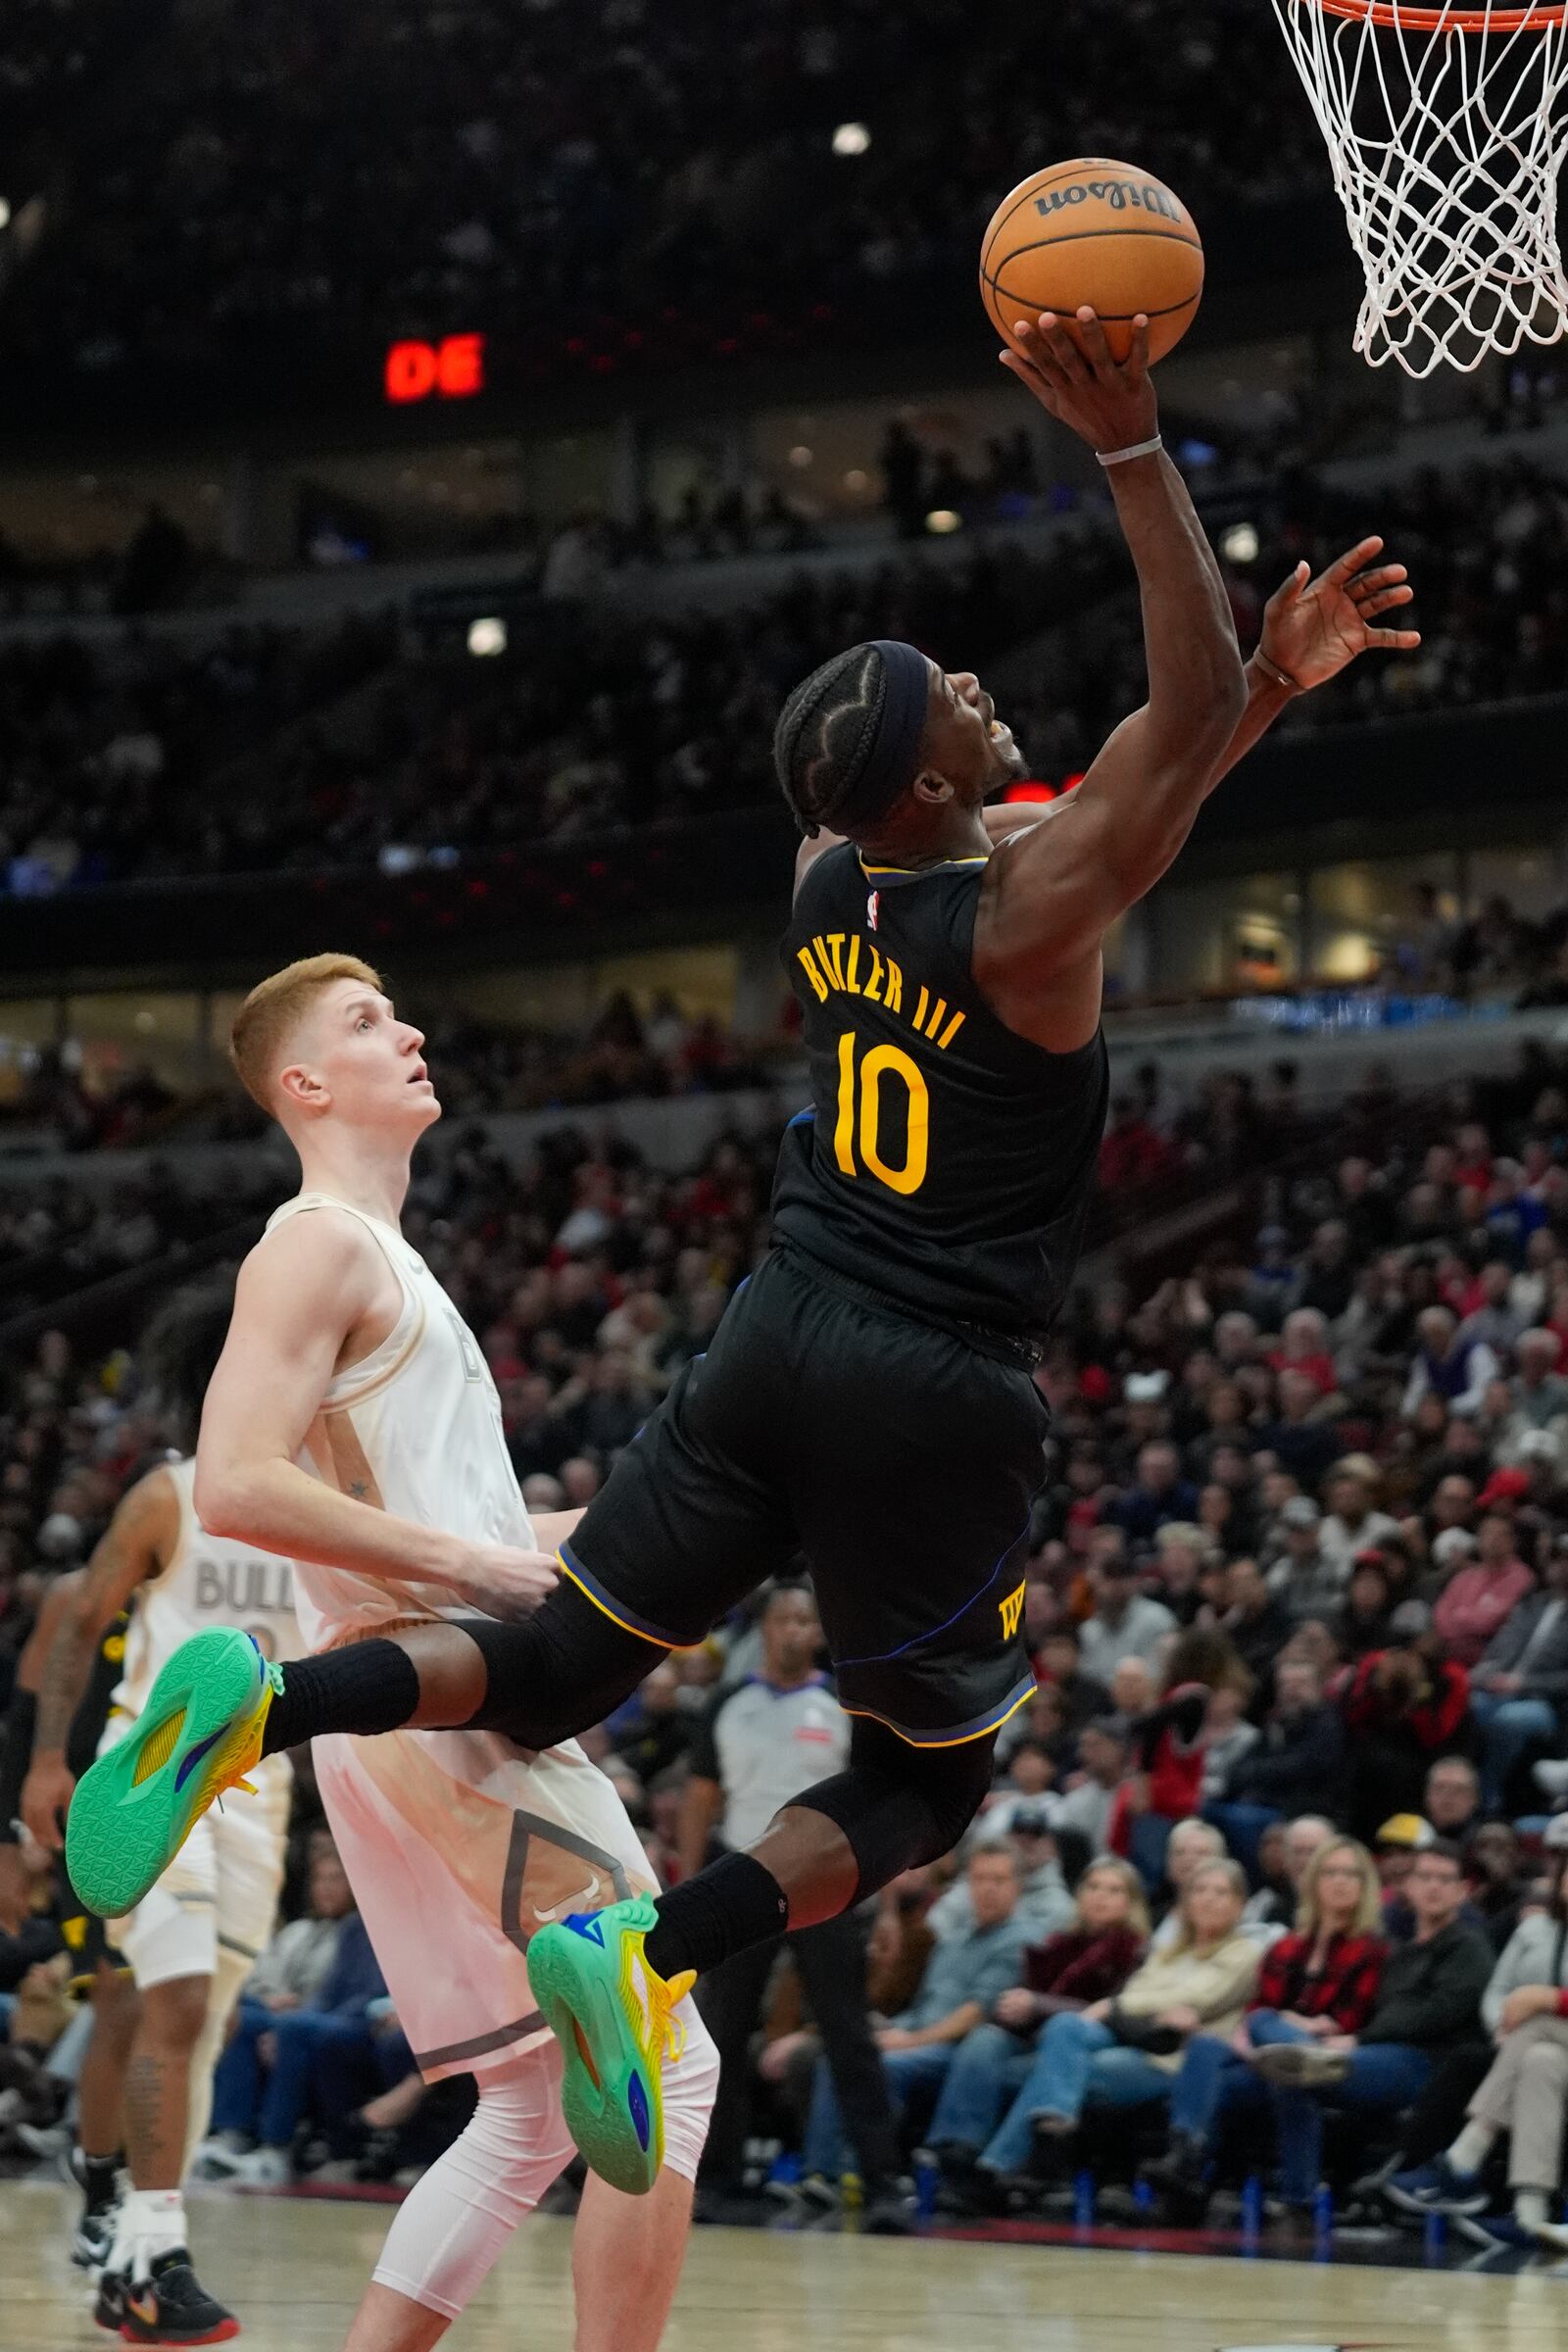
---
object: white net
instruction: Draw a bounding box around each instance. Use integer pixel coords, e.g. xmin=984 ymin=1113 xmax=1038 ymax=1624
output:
xmin=1271 ymin=0 xmax=1568 ymax=374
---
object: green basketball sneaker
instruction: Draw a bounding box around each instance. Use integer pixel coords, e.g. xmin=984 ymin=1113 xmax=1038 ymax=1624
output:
xmin=66 ymin=1627 xmax=280 ymax=1919
xmin=525 ymin=1894 xmax=695 ymax=2196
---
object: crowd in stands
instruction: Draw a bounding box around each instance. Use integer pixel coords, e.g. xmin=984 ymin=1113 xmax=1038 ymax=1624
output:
xmin=8 ymin=1030 xmax=1568 ymax=2233
xmin=2 ymin=444 xmax=1564 ymax=902
xmin=5 ymin=2 xmax=1327 ymax=389
xmin=0 ymin=613 xmax=398 ymax=895
xmin=0 ymin=992 xmax=789 ymax=1167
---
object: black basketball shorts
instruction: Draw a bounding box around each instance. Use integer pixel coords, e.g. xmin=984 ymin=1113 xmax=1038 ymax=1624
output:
xmin=559 ymin=1247 xmax=1046 ymax=1746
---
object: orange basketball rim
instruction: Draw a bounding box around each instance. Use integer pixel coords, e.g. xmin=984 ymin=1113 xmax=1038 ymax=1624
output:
xmin=1312 ymin=0 xmax=1562 ymax=24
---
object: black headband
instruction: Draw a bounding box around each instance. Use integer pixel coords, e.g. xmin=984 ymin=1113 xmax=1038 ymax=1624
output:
xmin=833 ymin=638 xmax=932 ymax=829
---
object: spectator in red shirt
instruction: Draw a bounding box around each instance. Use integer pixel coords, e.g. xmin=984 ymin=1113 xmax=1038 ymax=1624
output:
xmin=1343 ymin=1606 xmax=1473 ymax=1839
xmin=1432 ymin=1509 xmax=1536 ymax=1667
xmin=1267 ymin=1307 xmax=1341 ymax=1400
xmin=1141 ymin=1836 xmax=1388 ymax=2210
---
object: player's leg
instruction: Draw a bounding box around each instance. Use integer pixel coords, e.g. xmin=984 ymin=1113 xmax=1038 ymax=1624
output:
xmin=103 ymin=1832 xmax=241 ymax=2344
xmin=788 ymin=1907 xmax=905 ymax=2210
xmin=688 ymin=1937 xmax=776 ymax=2196
xmin=71 ymin=1952 xmax=136 ymax=2268
xmin=526 ymin=1281 xmax=1039 ymax=2190
xmin=571 ymin=2167 xmax=696 ymax=2352
xmin=345 ymin=2013 xmax=714 ymax=2351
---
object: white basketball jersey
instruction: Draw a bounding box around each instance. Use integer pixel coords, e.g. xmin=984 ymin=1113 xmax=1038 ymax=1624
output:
xmin=265 ymin=1192 xmax=532 ymax=1651
xmin=113 ymin=1456 xmax=305 ymax=1719
xmin=268 ymin=1188 xmax=662 ymax=2085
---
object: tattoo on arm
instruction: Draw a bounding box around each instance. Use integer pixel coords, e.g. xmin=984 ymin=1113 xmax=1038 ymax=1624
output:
xmin=34 ymin=1622 xmax=95 ymax=1757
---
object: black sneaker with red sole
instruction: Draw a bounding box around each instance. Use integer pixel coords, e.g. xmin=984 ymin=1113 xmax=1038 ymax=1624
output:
xmin=117 ymin=2251 xmax=240 ymax=2345
xmin=92 ymin=2269 xmax=127 ymax=2333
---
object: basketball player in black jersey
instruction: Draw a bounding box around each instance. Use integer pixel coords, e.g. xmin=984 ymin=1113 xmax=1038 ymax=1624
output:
xmin=69 ymin=308 xmax=1419 ymax=2196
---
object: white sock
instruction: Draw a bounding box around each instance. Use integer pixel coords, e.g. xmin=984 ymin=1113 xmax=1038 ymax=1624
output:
xmin=1448 ymin=2123 xmax=1495 ymax=2176
xmin=1516 ymin=2188 xmax=1549 ymax=2230
xmin=111 ymin=2187 xmax=187 ymax=2277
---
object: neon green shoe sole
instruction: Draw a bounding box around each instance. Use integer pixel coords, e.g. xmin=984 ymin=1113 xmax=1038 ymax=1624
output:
xmin=66 ymin=1627 xmax=276 ymax=1918
xmin=525 ymin=1893 xmax=684 ymax=2196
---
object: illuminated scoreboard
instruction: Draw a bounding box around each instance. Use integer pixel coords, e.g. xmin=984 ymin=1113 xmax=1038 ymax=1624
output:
xmin=383 ymin=335 xmax=486 ymax=404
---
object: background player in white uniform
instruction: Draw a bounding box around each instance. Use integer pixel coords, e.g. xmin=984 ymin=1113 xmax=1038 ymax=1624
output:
xmin=189 ymin=953 xmax=715 ymax=2352
xmin=23 ymin=1280 xmax=302 ymax=2345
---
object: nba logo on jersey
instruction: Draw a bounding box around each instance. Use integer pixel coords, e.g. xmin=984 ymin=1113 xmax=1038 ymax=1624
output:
xmin=866 ymin=890 xmax=880 ymax=932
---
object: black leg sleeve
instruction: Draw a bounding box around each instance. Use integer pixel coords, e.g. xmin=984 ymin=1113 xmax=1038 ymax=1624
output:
xmin=457 ymin=1579 xmax=662 ymax=1748
xmin=787 ymin=1716 xmax=997 ymax=1897
xmin=261 ymin=1580 xmax=662 ymax=1757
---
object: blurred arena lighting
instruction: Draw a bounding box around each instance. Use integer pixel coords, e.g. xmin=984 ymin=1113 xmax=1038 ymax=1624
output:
xmin=1221 ymin=520 xmax=1260 ymax=564
xmin=466 ymin=616 xmax=508 ymax=658
xmin=832 ymin=122 xmax=871 ymax=156
xmin=925 ymin=509 xmax=962 ymax=535
xmin=0 ymin=198 xmax=10 ymax=230
xmin=788 ymin=444 xmax=813 ymax=467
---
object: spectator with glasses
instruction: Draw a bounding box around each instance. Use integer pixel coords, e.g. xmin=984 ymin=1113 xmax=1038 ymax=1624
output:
xmin=1247 ymin=1841 xmax=1494 ymax=2212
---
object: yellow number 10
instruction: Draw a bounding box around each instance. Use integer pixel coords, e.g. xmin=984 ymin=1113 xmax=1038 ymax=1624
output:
xmin=834 ymin=1033 xmax=929 ymax=1197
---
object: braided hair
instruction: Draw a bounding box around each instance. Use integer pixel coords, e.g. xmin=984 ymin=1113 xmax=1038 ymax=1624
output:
xmin=773 ymin=643 xmax=901 ymax=837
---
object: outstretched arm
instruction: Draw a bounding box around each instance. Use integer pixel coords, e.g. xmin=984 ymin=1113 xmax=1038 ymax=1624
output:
xmin=973 ymin=308 xmax=1247 ymax=1043
xmin=1210 ymin=536 xmax=1420 ymax=787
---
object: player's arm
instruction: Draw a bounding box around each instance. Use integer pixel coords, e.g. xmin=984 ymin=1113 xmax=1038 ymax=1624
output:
xmin=971 ymin=309 xmax=1247 ymax=1043
xmin=22 ymin=1473 xmax=177 ymax=1849
xmin=1 ymin=1572 xmax=88 ymax=1916
xmin=1205 ymin=536 xmax=1420 ymax=788
xmin=194 ymin=1213 xmax=556 ymax=1619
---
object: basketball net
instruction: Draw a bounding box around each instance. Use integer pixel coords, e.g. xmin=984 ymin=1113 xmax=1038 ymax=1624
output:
xmin=1272 ymin=0 xmax=1568 ymax=374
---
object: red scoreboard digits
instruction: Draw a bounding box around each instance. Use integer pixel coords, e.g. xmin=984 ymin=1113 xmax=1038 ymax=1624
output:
xmin=383 ymin=334 xmax=486 ymax=404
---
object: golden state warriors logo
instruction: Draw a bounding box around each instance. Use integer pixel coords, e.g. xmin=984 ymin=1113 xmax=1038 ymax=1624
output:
xmin=999 ymin=1581 xmax=1026 ymax=1641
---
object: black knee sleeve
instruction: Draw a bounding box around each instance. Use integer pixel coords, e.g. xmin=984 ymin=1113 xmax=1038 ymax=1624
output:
xmin=458 ymin=1581 xmax=658 ymax=1748
xmin=789 ymin=1718 xmax=997 ymax=1899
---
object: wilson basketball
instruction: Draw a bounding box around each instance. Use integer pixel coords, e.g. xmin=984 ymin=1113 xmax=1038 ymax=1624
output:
xmin=980 ymin=159 xmax=1204 ymax=365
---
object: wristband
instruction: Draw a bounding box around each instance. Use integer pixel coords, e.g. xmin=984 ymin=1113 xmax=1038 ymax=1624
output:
xmin=1253 ymin=646 xmax=1303 ymax=694
xmin=1095 ymin=434 xmax=1163 ymax=468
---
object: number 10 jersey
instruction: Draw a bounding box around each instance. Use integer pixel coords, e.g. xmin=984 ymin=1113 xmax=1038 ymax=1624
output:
xmin=772 ymin=842 xmax=1108 ymax=1353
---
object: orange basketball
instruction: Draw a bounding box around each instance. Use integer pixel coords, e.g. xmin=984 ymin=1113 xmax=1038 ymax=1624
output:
xmin=980 ymin=159 xmax=1203 ymax=366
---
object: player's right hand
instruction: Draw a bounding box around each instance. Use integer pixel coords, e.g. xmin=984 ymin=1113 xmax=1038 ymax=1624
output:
xmin=453 ymin=1544 xmax=560 ymax=1621
xmin=1000 ymin=308 xmax=1158 ymax=458
xmin=21 ymin=1754 xmax=75 ymax=1852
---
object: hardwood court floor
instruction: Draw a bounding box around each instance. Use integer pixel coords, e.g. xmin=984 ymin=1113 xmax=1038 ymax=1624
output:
xmin=2 ymin=2179 xmax=1565 ymax=2352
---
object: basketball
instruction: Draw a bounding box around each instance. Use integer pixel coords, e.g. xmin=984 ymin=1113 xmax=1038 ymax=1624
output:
xmin=980 ymin=158 xmax=1204 ymax=365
